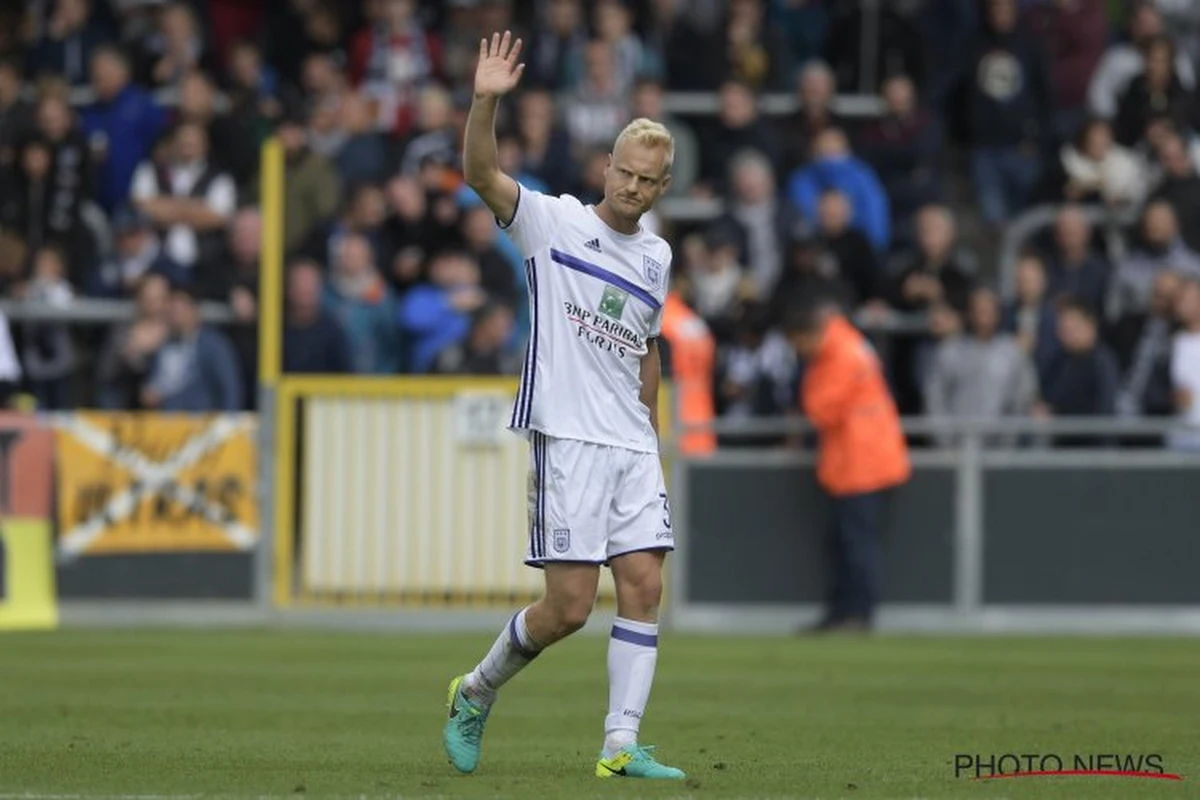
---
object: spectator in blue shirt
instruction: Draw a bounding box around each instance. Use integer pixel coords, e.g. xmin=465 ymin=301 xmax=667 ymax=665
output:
xmin=786 ymin=127 xmax=891 ymax=252
xmin=79 ymin=45 xmax=166 ymax=213
xmin=399 ymin=250 xmax=484 ymax=374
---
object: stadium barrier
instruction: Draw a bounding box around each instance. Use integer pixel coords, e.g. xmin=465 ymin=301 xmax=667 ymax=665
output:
xmin=665 ymin=416 xmax=1200 ymax=634
xmin=6 ymin=403 xmax=1196 ymax=634
xmin=267 ymin=377 xmax=676 ymax=610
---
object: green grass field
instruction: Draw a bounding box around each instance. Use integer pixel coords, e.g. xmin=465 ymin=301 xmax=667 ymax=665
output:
xmin=0 ymin=629 xmax=1197 ymax=799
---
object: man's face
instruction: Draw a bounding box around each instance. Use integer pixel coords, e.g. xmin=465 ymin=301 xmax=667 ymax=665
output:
xmin=137 ymin=275 xmax=169 ymax=319
xmin=733 ymin=160 xmax=772 ymax=204
xmin=603 ymin=139 xmax=670 ymax=219
xmin=169 ymin=292 xmax=199 ymax=332
xmin=176 ymin=126 xmax=206 ymax=163
xmin=884 ymin=76 xmax=914 ymax=116
xmin=91 ymin=53 xmax=127 ymax=100
xmin=1160 ymin=136 xmax=1193 ymax=177
xmin=1055 ymin=211 xmax=1089 ymax=254
xmin=788 ymin=328 xmax=822 ymax=361
xmin=1151 ymin=271 xmax=1182 ymax=315
xmin=1015 ymin=258 xmax=1046 ymax=302
xmin=719 ymin=83 xmax=755 ymax=128
xmin=1145 ymin=203 xmax=1177 ymax=246
xmin=337 ymin=237 xmax=373 ymax=277
xmin=817 ymin=192 xmax=850 ymax=234
xmin=970 ymin=291 xmax=1000 ymax=337
xmin=1058 ymin=309 xmax=1095 ymax=352
xmin=1175 ymin=281 xmax=1200 ymax=325
xmin=633 ymin=84 xmax=663 ymax=119
xmin=287 ymin=265 xmax=322 ymax=317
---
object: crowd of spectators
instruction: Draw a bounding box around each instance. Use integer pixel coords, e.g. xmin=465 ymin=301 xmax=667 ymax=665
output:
xmin=0 ymin=0 xmax=1197 ymax=448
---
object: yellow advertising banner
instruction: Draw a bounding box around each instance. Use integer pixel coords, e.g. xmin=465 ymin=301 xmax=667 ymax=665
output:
xmin=55 ymin=413 xmax=258 ymax=557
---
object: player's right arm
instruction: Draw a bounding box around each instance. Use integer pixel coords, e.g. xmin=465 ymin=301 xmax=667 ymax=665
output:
xmin=464 ymin=31 xmax=525 ymax=227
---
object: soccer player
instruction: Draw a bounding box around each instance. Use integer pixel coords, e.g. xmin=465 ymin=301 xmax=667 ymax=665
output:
xmin=442 ymin=31 xmax=684 ymax=781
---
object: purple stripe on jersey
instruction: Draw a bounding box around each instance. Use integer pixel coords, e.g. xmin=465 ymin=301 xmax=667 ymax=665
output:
xmin=522 ymin=257 xmax=539 ymax=426
xmin=549 ymin=249 xmax=661 ymax=310
xmin=531 ymin=433 xmax=540 ymax=558
xmin=532 ymin=431 xmax=542 ymax=556
xmin=611 ymin=624 xmax=658 ymax=648
xmin=540 ymin=431 xmax=549 ymax=556
xmin=511 ymin=257 xmax=535 ymax=428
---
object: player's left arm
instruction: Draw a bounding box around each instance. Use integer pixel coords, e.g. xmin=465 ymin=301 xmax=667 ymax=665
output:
xmin=640 ymin=336 xmax=661 ymax=437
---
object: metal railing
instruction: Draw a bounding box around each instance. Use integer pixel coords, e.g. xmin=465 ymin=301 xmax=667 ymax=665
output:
xmin=670 ymin=414 xmax=1200 ymax=442
xmin=997 ymin=203 xmax=1139 ymax=300
xmin=0 ymin=296 xmax=928 ymax=334
xmin=0 ymin=298 xmax=235 ymax=324
xmin=666 ymin=413 xmax=1200 ymax=635
xmin=662 ymin=92 xmax=886 ymax=117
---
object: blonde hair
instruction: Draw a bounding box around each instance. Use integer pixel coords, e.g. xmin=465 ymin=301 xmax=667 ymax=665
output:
xmin=613 ymin=117 xmax=675 ymax=174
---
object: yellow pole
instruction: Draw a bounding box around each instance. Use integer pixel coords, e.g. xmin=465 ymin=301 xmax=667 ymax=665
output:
xmin=258 ymin=138 xmax=284 ymax=386
xmin=258 ymin=137 xmax=288 ymax=606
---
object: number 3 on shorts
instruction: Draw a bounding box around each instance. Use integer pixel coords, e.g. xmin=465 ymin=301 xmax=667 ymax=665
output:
xmin=658 ymin=492 xmax=671 ymax=529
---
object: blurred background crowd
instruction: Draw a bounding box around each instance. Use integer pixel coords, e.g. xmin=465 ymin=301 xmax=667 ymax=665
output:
xmin=0 ymin=0 xmax=1198 ymax=449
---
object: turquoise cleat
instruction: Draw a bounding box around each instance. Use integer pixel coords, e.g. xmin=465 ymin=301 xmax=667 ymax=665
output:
xmin=595 ymin=744 xmax=686 ymax=779
xmin=443 ymin=675 xmax=490 ymax=774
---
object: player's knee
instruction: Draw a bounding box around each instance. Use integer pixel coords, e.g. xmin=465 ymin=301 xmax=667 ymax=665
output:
xmin=621 ymin=574 xmax=663 ymax=616
xmin=555 ymin=599 xmax=593 ymax=635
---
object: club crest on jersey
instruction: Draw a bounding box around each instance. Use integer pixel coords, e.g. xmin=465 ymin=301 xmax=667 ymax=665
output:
xmin=553 ymin=528 xmax=571 ymax=553
xmin=598 ymin=285 xmax=628 ymax=320
xmin=643 ymin=255 xmax=663 ymax=288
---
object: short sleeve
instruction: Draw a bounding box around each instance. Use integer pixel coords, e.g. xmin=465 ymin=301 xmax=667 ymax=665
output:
xmin=497 ymin=184 xmax=562 ymax=256
xmin=649 ymin=249 xmax=673 ymax=337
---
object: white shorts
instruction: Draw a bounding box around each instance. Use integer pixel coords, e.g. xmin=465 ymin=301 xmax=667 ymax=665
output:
xmin=525 ymin=432 xmax=675 ymax=566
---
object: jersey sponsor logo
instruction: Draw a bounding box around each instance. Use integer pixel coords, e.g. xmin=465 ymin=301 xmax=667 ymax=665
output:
xmin=643 ymin=255 xmax=663 ymax=288
xmin=563 ymin=301 xmax=645 ymax=359
xmin=553 ymin=528 xmax=571 ymax=553
xmin=584 ymin=237 xmax=602 ymax=253
xmin=598 ymin=285 xmax=628 ymax=320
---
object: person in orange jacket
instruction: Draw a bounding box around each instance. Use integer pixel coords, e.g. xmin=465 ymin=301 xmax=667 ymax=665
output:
xmin=660 ymin=290 xmax=717 ymax=456
xmin=784 ymin=300 xmax=911 ymax=632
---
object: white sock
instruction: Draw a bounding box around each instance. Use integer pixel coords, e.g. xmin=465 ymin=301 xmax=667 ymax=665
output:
xmin=603 ymin=616 xmax=659 ymax=757
xmin=463 ymin=607 xmax=542 ymax=707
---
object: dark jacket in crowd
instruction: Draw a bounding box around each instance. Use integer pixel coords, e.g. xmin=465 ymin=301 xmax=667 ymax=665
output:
xmin=283 ymin=314 xmax=354 ymax=374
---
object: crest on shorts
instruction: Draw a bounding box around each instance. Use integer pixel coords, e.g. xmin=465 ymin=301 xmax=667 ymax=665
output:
xmin=643 ymin=255 xmax=663 ymax=288
xmin=553 ymin=528 xmax=571 ymax=553
xmin=598 ymin=285 xmax=627 ymax=320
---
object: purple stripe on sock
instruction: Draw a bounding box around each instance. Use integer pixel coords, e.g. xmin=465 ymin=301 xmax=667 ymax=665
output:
xmin=610 ymin=625 xmax=658 ymax=648
xmin=508 ymin=614 xmax=540 ymax=660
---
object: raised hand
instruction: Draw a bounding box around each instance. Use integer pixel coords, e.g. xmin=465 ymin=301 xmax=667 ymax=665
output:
xmin=474 ymin=30 xmax=524 ymax=98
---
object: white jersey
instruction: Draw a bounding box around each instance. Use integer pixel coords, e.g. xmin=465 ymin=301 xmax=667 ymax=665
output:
xmin=502 ymin=185 xmax=672 ymax=454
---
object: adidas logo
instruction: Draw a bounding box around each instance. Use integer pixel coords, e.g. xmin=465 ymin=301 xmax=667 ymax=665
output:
xmin=584 ymin=238 xmax=601 ymax=253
